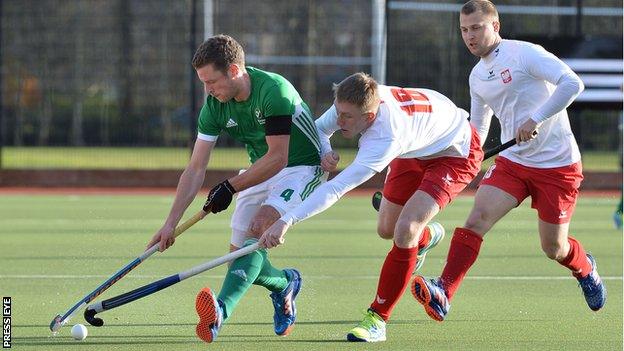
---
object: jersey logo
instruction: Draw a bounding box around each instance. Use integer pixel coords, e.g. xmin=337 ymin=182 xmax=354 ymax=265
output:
xmin=487 ymin=70 xmax=495 ymax=79
xmin=254 ymin=108 xmax=265 ymax=125
xmin=501 ymin=69 xmax=512 ymax=84
xmin=226 ymin=118 xmax=238 ymax=128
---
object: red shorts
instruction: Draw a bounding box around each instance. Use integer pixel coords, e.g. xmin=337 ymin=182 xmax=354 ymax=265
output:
xmin=383 ymin=127 xmax=483 ymax=209
xmin=479 ymin=156 xmax=583 ymax=224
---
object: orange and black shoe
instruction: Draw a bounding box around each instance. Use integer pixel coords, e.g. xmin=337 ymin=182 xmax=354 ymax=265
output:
xmin=195 ymin=287 xmax=223 ymax=343
xmin=411 ymin=276 xmax=450 ymax=322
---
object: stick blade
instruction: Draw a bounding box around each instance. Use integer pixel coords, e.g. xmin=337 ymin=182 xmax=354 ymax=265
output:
xmin=49 ymin=315 xmax=63 ymax=332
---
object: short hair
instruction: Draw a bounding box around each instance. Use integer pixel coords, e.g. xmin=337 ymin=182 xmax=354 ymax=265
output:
xmin=461 ymin=0 xmax=499 ymax=20
xmin=191 ymin=34 xmax=245 ymax=73
xmin=333 ymin=73 xmax=380 ymax=113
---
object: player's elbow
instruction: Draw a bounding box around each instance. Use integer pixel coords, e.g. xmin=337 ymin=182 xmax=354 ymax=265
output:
xmin=564 ymin=72 xmax=584 ymax=95
xmin=274 ymin=153 xmax=289 ymax=169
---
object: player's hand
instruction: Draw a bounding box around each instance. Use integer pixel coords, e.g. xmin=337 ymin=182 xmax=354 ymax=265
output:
xmin=204 ymin=180 xmax=237 ymax=213
xmin=320 ymin=151 xmax=340 ymax=172
xmin=515 ymin=119 xmax=539 ymax=143
xmin=146 ymin=224 xmax=176 ymax=252
xmin=259 ymin=220 xmax=290 ymax=249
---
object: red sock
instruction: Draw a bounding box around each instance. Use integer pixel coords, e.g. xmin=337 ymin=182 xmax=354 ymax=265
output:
xmin=370 ymin=243 xmax=418 ymax=321
xmin=440 ymin=227 xmax=483 ymax=301
xmin=418 ymin=226 xmax=431 ymax=250
xmin=558 ymin=236 xmax=591 ymax=278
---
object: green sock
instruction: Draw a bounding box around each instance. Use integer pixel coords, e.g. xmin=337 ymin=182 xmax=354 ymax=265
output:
xmin=217 ymin=239 xmax=263 ymax=321
xmin=253 ymin=249 xmax=289 ymax=292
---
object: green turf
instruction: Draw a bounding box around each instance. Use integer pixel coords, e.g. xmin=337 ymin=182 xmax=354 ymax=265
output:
xmin=1 ymin=193 xmax=622 ymax=350
xmin=1 ymin=147 xmax=621 ymax=171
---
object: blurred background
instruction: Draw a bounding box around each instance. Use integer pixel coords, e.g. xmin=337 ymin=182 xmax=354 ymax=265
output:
xmin=0 ymin=0 xmax=621 ymax=173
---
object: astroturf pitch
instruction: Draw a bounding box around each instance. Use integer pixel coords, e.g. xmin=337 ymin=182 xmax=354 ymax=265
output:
xmin=1 ymin=192 xmax=622 ymax=350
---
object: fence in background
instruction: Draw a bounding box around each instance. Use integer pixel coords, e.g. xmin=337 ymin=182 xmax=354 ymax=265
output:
xmin=1 ymin=0 xmax=622 ymax=169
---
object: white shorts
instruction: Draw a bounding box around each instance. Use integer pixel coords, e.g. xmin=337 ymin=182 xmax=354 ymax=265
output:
xmin=230 ymin=165 xmax=326 ymax=246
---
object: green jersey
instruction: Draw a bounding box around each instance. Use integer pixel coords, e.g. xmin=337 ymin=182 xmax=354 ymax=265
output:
xmin=197 ymin=67 xmax=321 ymax=167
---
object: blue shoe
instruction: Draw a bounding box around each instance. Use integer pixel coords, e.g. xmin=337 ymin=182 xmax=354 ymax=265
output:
xmin=613 ymin=211 xmax=622 ymax=230
xmin=577 ymin=254 xmax=607 ymax=311
xmin=270 ymin=269 xmax=302 ymax=336
xmin=346 ymin=309 xmax=386 ymax=342
xmin=195 ymin=287 xmax=223 ymax=343
xmin=411 ymin=276 xmax=450 ymax=321
xmin=415 ymin=222 xmax=445 ymax=271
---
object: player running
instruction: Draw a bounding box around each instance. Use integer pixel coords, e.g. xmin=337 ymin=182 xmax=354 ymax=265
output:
xmin=259 ymin=72 xmax=483 ymax=342
xmin=411 ymin=0 xmax=607 ymax=323
xmin=146 ymin=35 xmax=325 ymax=343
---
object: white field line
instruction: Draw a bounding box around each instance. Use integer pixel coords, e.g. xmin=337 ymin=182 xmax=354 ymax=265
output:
xmin=0 ymin=274 xmax=621 ymax=280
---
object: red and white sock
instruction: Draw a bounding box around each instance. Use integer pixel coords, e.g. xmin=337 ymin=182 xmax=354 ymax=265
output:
xmin=440 ymin=227 xmax=483 ymax=301
xmin=370 ymin=243 xmax=418 ymax=321
xmin=558 ymin=236 xmax=591 ymax=279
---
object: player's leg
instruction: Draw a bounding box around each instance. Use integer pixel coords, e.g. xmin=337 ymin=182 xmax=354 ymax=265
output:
xmin=253 ymin=165 xmax=326 ymax=335
xmin=368 ymin=191 xmax=440 ymax=321
xmin=532 ymin=162 xmax=606 ymax=311
xmin=412 ymin=152 xmax=521 ymax=321
xmin=411 ymin=184 xmax=517 ymax=321
xmin=377 ymin=197 xmax=402 ymax=240
xmin=195 ymin=179 xmax=266 ymax=343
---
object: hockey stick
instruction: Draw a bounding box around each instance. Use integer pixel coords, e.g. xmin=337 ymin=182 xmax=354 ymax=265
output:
xmin=371 ymin=136 xmax=531 ymax=212
xmin=83 ymin=243 xmax=260 ymax=327
xmin=49 ymin=210 xmax=208 ymax=332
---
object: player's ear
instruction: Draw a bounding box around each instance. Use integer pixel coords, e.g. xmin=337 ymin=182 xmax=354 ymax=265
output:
xmin=364 ymin=111 xmax=376 ymax=123
xmin=493 ymin=20 xmax=500 ymax=33
xmin=227 ymin=64 xmax=241 ymax=78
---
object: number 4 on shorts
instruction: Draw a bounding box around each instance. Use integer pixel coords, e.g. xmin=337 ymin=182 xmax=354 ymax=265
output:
xmin=280 ymin=189 xmax=294 ymax=202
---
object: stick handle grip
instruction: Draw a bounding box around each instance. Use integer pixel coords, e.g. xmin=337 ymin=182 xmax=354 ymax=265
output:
xmin=484 ymin=139 xmax=517 ymax=159
xmin=174 ymin=210 xmax=207 ymax=237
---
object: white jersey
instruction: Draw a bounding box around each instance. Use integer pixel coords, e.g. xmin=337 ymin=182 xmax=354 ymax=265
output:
xmin=469 ymin=39 xmax=583 ymax=168
xmin=280 ymin=85 xmax=473 ymax=225
xmin=325 ymin=85 xmax=473 ymax=172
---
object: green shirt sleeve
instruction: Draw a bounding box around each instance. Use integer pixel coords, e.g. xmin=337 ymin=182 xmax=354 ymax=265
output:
xmin=263 ymin=83 xmax=297 ymax=118
xmin=197 ymin=102 xmax=222 ymax=137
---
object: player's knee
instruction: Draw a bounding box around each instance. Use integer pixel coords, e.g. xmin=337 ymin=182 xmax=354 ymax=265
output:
xmin=377 ymin=223 xmax=394 ymax=240
xmin=394 ymin=218 xmax=423 ymax=241
xmin=248 ymin=217 xmax=268 ymax=238
xmin=464 ymin=208 xmax=492 ymax=233
xmin=541 ymin=241 xmax=566 ymax=260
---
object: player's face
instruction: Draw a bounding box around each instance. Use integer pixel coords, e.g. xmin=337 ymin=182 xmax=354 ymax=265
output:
xmin=460 ymin=11 xmax=500 ymax=57
xmin=196 ymin=64 xmax=238 ymax=103
xmin=334 ymin=99 xmax=373 ymax=139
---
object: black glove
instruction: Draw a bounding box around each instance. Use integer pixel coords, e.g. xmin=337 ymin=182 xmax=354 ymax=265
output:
xmin=203 ymin=180 xmax=237 ymax=213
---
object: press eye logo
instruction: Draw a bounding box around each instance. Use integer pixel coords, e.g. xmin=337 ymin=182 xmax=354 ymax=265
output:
xmin=3 ymin=297 xmax=10 ymax=349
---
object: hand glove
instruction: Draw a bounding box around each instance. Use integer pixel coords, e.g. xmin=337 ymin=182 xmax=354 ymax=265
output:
xmin=203 ymin=180 xmax=237 ymax=213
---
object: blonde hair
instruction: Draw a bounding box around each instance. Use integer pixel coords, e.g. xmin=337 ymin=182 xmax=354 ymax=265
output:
xmin=461 ymin=0 xmax=499 ymax=20
xmin=333 ymin=73 xmax=380 ymax=113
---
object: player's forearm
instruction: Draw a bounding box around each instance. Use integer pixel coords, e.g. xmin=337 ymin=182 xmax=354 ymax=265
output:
xmin=531 ymin=73 xmax=584 ymax=123
xmin=228 ymin=151 xmax=288 ymax=191
xmin=281 ymin=163 xmax=376 ymax=225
